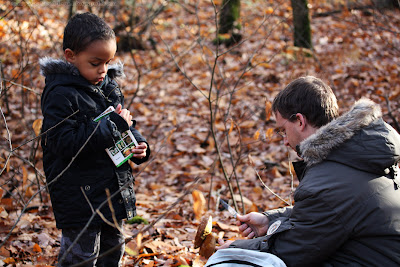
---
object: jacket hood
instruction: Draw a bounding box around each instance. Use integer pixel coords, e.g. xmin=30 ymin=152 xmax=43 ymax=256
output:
xmin=299 ymin=98 xmax=400 ymax=174
xmin=39 ymin=57 xmax=125 ymax=108
xmin=39 ymin=57 xmax=125 ymax=80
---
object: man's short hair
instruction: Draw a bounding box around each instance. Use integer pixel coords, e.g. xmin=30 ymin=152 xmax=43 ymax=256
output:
xmin=272 ymin=76 xmax=339 ymax=127
xmin=63 ymin=12 xmax=115 ymax=54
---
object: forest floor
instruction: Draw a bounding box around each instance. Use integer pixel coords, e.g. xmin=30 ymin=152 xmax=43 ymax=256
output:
xmin=0 ymin=0 xmax=399 ymax=266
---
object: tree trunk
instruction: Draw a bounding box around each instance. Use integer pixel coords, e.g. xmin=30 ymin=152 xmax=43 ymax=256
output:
xmin=372 ymin=0 xmax=399 ymax=8
xmin=291 ymin=0 xmax=312 ymax=49
xmin=218 ymin=0 xmax=240 ymax=34
xmin=68 ymin=0 xmax=75 ymax=19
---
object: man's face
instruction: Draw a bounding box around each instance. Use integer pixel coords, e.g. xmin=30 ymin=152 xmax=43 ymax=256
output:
xmin=275 ymin=112 xmax=302 ymax=151
xmin=65 ymin=39 xmax=117 ymax=85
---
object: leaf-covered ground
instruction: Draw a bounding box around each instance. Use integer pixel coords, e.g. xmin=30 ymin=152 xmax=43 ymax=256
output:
xmin=1 ymin=0 xmax=399 ymax=266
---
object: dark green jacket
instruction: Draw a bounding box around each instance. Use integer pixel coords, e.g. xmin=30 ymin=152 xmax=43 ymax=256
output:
xmin=232 ymin=99 xmax=400 ymax=266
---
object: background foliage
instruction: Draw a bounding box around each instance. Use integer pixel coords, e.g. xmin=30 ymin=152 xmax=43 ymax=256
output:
xmin=0 ymin=0 xmax=399 ymax=266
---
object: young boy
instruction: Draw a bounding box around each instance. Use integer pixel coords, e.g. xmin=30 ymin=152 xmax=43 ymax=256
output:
xmin=40 ymin=12 xmax=150 ymax=266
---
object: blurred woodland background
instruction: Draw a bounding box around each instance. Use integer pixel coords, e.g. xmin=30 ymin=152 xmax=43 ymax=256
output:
xmin=0 ymin=0 xmax=399 ymax=266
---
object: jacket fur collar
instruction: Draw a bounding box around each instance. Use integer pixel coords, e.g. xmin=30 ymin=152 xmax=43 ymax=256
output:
xmin=299 ymin=98 xmax=382 ymax=167
xmin=39 ymin=57 xmax=125 ymax=80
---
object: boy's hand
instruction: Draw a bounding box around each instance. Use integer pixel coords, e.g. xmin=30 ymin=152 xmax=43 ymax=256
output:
xmin=115 ymin=104 xmax=133 ymax=126
xmin=131 ymin=142 xmax=147 ymax=159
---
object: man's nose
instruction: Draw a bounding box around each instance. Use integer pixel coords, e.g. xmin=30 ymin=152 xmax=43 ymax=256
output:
xmin=283 ymin=137 xmax=290 ymax=147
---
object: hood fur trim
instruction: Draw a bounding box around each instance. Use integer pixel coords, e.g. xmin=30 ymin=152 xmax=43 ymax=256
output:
xmin=39 ymin=57 xmax=79 ymax=77
xmin=108 ymin=61 xmax=125 ymax=79
xmin=39 ymin=57 xmax=125 ymax=79
xmin=299 ymin=98 xmax=382 ymax=166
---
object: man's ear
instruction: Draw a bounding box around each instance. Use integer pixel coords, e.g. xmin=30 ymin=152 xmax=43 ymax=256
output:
xmin=296 ymin=113 xmax=307 ymax=131
xmin=64 ymin=48 xmax=75 ymax=63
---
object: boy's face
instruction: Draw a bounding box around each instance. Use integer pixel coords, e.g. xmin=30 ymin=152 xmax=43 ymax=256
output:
xmin=64 ymin=39 xmax=117 ymax=85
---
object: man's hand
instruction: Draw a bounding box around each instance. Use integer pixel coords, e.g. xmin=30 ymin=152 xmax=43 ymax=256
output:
xmin=237 ymin=212 xmax=269 ymax=238
xmin=115 ymin=104 xmax=133 ymax=127
xmin=216 ymin=238 xmax=235 ymax=250
xmin=216 ymin=212 xmax=269 ymax=250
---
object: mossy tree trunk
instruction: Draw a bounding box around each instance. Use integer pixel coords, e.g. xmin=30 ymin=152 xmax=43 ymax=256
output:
xmin=68 ymin=0 xmax=75 ymax=19
xmin=215 ymin=0 xmax=242 ymax=46
xmin=291 ymin=0 xmax=312 ymax=49
xmin=218 ymin=0 xmax=240 ymax=34
xmin=114 ymin=0 xmax=156 ymax=51
xmin=372 ymin=0 xmax=399 ymax=8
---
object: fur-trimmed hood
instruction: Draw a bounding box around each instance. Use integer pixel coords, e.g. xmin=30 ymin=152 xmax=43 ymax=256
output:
xmin=39 ymin=57 xmax=125 ymax=107
xmin=39 ymin=57 xmax=125 ymax=80
xmin=299 ymin=98 xmax=400 ymax=173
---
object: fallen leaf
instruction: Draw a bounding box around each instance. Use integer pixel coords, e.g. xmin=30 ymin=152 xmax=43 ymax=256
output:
xmin=32 ymin=119 xmax=42 ymax=137
xmin=1 ymin=198 xmax=13 ymax=211
xmin=214 ymin=221 xmax=239 ymax=233
xmin=265 ymin=128 xmax=275 ymax=140
xmin=248 ymin=154 xmax=255 ymax=167
xmin=192 ymin=190 xmax=206 ymax=221
xmin=0 ymin=246 xmax=10 ymax=257
xmin=265 ymin=101 xmax=272 ymax=121
xmin=125 ymin=241 xmax=139 ymax=256
xmin=253 ymin=129 xmax=260 ymax=140
xmin=25 ymin=186 xmax=34 ymax=198
xmin=33 ymin=243 xmax=42 ymax=253
xmin=22 ymin=166 xmax=28 ymax=189
xmin=4 ymin=257 xmax=15 ymax=264
xmin=0 ymin=206 xmax=8 ymax=219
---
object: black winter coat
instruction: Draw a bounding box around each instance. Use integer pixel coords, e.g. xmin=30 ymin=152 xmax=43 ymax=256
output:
xmin=231 ymin=99 xmax=400 ymax=266
xmin=40 ymin=58 xmax=150 ymax=229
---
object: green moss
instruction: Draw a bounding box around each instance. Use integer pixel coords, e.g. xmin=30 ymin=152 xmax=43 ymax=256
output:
xmin=126 ymin=215 xmax=149 ymax=225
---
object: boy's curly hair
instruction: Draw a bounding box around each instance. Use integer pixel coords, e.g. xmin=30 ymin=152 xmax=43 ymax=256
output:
xmin=63 ymin=12 xmax=115 ymax=54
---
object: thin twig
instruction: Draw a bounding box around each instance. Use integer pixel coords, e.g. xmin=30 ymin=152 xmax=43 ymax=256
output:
xmin=286 ymin=146 xmax=295 ymax=205
xmin=59 ymin=127 xmax=173 ymax=265
xmin=0 ymin=118 xmax=97 ymax=249
xmin=1 ymin=78 xmax=41 ymax=95
xmin=252 ymin=164 xmax=292 ymax=207
xmin=385 ymin=95 xmax=400 ymax=133
xmin=70 ymin=176 xmax=204 ymax=267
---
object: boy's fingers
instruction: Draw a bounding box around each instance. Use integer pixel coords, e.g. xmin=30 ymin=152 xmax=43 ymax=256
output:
xmin=138 ymin=142 xmax=147 ymax=148
xmin=115 ymin=104 xmax=122 ymax=113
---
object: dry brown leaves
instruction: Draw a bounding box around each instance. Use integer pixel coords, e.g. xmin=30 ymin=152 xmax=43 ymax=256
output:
xmin=0 ymin=0 xmax=399 ymax=266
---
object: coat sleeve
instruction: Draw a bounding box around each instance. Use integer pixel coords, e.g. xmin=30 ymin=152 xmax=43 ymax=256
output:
xmin=41 ymin=90 xmax=128 ymax=159
xmin=229 ymin=207 xmax=293 ymax=251
xmin=230 ymin=187 xmax=349 ymax=266
xmin=261 ymin=187 xmax=349 ymax=266
xmin=263 ymin=206 xmax=293 ymax=221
